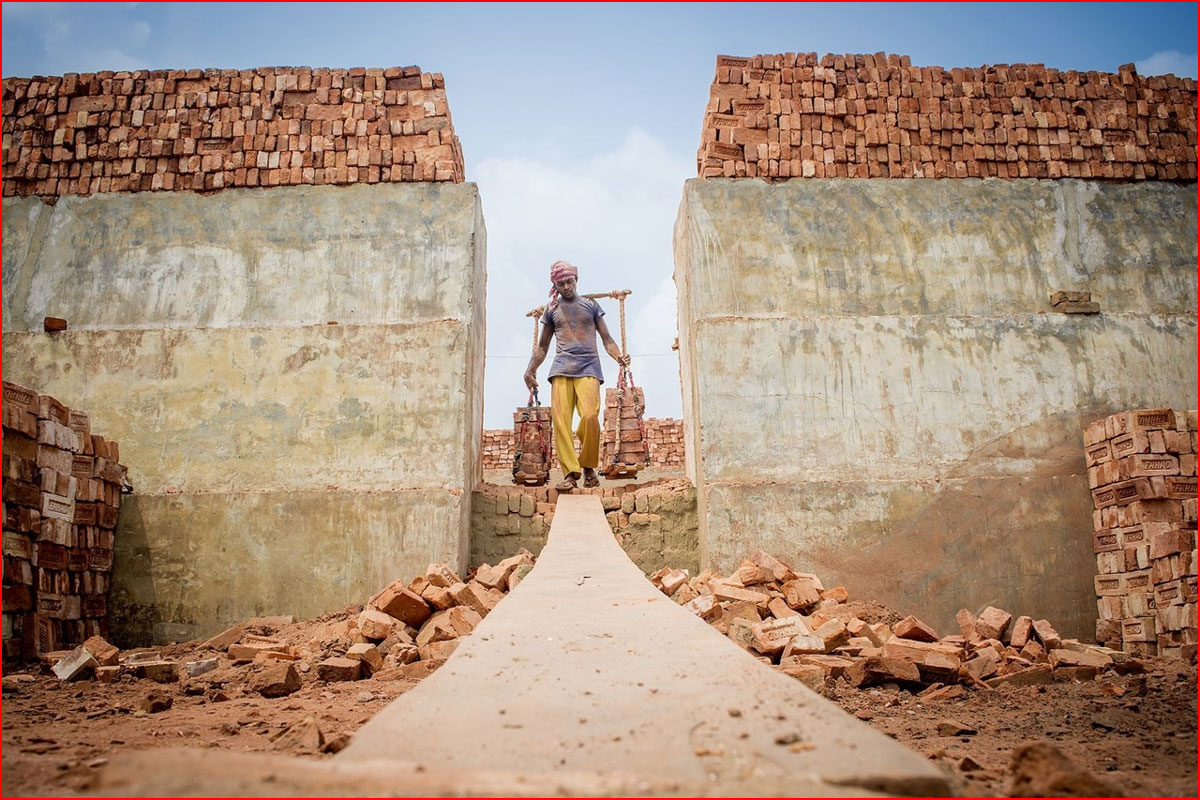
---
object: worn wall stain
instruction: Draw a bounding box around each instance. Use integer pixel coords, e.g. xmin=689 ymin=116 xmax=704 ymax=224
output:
xmin=675 ymin=178 xmax=1197 ymax=639
xmin=2 ymin=183 xmax=487 ymax=643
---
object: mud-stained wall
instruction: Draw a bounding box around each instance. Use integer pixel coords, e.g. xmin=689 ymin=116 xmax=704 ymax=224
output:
xmin=674 ymin=177 xmax=1198 ymax=639
xmin=2 ymin=182 xmax=486 ymax=644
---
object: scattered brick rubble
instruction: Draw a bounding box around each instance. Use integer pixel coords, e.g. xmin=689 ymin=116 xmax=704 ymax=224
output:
xmin=40 ymin=540 xmax=1183 ymax=707
xmin=698 ymin=52 xmax=1198 ymax=180
xmin=1084 ymin=408 xmax=1198 ymax=658
xmin=33 ymin=551 xmax=538 ymax=694
xmin=2 ymin=381 xmax=127 ymax=660
xmin=482 ymin=418 xmax=685 ymax=472
xmin=2 ymin=65 xmax=465 ymax=200
xmin=650 ymin=549 xmax=1178 ymax=697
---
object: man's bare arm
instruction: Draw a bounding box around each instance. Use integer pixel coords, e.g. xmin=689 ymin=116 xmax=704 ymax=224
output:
xmin=595 ymin=316 xmax=630 ymax=367
xmin=524 ymin=324 xmax=554 ymax=390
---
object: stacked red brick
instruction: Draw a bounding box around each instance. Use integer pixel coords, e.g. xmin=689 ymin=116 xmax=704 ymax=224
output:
xmin=2 ymin=65 xmax=464 ymax=199
xmin=601 ymin=386 xmax=647 ymax=475
xmin=511 ymin=405 xmax=552 ymax=486
xmin=481 ymin=430 xmax=515 ymax=471
xmin=482 ymin=418 xmax=685 ymax=472
xmin=698 ymin=53 xmax=1198 ymax=181
xmin=1085 ymin=408 xmax=1198 ymax=659
xmin=3 ymin=382 xmax=126 ymax=661
xmin=643 ymin=418 xmax=684 ymax=469
xmin=481 ymin=429 xmax=581 ymax=472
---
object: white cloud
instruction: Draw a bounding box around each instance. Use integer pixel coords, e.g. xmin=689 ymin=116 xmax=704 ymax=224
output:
xmin=2 ymin=3 xmax=152 ymax=75
xmin=130 ymin=19 xmax=151 ymax=44
xmin=1135 ymin=50 xmax=1197 ymax=79
xmin=474 ymin=128 xmax=692 ymax=428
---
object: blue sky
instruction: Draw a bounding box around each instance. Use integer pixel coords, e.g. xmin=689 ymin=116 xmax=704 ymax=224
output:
xmin=3 ymin=3 xmax=1197 ymax=426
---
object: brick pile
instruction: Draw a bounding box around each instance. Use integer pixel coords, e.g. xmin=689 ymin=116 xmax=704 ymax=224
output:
xmin=698 ymin=53 xmax=1198 ymax=181
xmin=481 ymin=429 xmax=516 ymax=471
xmin=1084 ymin=408 xmax=1198 ymax=659
xmin=42 ymin=553 xmax=539 ymax=690
xmin=643 ymin=417 xmax=684 ymax=469
xmin=655 ymin=550 xmax=1142 ymax=695
xmin=2 ymin=381 xmax=127 ymax=662
xmin=2 ymin=65 xmax=464 ymax=199
xmin=481 ymin=418 xmax=684 ymax=472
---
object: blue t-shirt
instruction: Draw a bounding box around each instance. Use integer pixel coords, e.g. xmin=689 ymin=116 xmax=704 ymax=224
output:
xmin=543 ymin=297 xmax=606 ymax=383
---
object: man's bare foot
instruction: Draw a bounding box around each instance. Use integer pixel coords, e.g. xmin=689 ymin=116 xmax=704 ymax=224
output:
xmin=555 ymin=472 xmax=580 ymax=492
xmin=582 ymin=469 xmax=600 ymax=488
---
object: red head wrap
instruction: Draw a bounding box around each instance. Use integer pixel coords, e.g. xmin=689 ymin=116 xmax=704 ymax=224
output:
xmin=548 ymin=260 xmax=578 ymax=309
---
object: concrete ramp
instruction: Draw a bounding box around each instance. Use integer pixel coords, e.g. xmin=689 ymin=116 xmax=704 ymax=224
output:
xmin=339 ymin=494 xmax=950 ymax=796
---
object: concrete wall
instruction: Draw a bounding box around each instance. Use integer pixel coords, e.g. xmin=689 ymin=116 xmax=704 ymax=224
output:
xmin=674 ymin=177 xmax=1198 ymax=639
xmin=3 ymin=182 xmax=486 ymax=644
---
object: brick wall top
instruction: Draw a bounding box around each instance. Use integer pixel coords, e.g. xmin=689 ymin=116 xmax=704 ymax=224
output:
xmin=698 ymin=52 xmax=1198 ymax=181
xmin=2 ymin=65 xmax=464 ymax=199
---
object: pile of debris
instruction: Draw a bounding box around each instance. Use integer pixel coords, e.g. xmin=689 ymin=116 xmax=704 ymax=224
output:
xmin=40 ymin=550 xmax=538 ymax=693
xmin=651 ymin=550 xmax=1145 ymax=695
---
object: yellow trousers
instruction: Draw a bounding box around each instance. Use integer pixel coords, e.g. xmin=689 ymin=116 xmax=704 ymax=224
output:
xmin=550 ymin=376 xmax=600 ymax=476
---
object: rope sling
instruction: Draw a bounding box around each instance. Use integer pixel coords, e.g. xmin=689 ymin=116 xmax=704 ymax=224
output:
xmin=603 ymin=290 xmax=648 ymax=479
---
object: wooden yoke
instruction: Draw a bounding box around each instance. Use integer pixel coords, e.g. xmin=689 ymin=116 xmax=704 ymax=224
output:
xmin=526 ymin=289 xmax=632 ymax=325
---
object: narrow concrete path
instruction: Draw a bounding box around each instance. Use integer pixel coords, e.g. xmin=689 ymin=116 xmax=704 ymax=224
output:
xmin=340 ymin=495 xmax=950 ymax=796
xmin=93 ymin=495 xmax=951 ymax=796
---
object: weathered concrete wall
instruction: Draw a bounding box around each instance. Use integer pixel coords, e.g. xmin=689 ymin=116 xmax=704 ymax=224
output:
xmin=3 ymin=182 xmax=486 ymax=643
xmin=674 ymin=177 xmax=1198 ymax=639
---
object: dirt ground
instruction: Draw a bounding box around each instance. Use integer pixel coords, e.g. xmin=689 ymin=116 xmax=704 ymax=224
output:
xmin=829 ymin=658 xmax=1197 ymax=797
xmin=3 ymin=606 xmax=1196 ymax=798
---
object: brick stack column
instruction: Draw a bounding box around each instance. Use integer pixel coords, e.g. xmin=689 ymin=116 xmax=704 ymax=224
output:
xmin=2 ymin=382 xmax=126 ymax=660
xmin=1084 ymin=408 xmax=1198 ymax=659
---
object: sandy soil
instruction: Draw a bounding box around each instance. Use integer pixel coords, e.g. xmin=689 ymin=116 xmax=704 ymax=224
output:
xmin=829 ymin=657 xmax=1197 ymax=797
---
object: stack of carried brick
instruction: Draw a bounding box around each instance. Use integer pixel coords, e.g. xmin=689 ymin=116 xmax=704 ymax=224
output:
xmin=653 ymin=550 xmax=1135 ymax=696
xmin=2 ymin=381 xmax=126 ymax=661
xmin=601 ymin=384 xmax=648 ymax=478
xmin=484 ymin=420 xmax=682 ymax=473
xmin=698 ymin=53 xmax=1197 ymax=181
xmin=3 ymin=65 xmax=465 ymax=200
xmin=511 ymin=404 xmax=552 ymax=486
xmin=1084 ymin=408 xmax=1198 ymax=659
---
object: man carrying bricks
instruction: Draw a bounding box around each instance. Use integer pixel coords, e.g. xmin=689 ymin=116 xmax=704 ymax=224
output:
xmin=524 ymin=260 xmax=629 ymax=493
